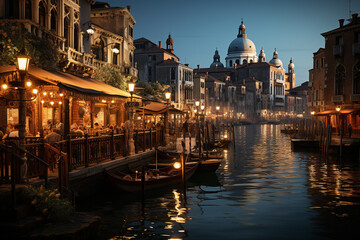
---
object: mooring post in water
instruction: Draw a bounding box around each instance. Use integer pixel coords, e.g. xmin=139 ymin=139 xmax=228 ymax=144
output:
xmin=232 ymin=124 xmax=235 ymax=151
xmin=325 ymin=125 xmax=331 ymax=157
xmin=181 ymin=140 xmax=186 ymax=198
xmin=141 ymin=165 xmax=145 ymax=203
xmin=340 ymin=126 xmax=343 ymax=160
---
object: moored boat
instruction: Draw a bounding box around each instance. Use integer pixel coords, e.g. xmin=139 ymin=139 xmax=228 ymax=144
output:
xmin=105 ymin=162 xmax=199 ymax=192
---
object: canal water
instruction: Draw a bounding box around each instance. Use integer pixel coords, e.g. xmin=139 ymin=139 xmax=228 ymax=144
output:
xmin=78 ymin=124 xmax=360 ymax=240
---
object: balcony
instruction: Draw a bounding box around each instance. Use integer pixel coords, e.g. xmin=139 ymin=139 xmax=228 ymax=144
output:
xmin=351 ymin=94 xmax=360 ymax=102
xmin=353 ymin=43 xmax=360 ymax=55
xmin=332 ymin=95 xmax=344 ymax=102
xmin=333 ymin=45 xmax=344 ymax=56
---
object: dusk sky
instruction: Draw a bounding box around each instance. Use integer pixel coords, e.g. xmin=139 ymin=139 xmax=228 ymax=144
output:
xmin=107 ymin=0 xmax=360 ymax=87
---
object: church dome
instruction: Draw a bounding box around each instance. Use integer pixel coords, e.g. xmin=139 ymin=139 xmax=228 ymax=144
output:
xmin=228 ymin=38 xmax=256 ymax=55
xmin=269 ymin=49 xmax=283 ymax=68
xmin=210 ymin=49 xmax=224 ymax=68
xmin=227 ymin=21 xmax=256 ymax=55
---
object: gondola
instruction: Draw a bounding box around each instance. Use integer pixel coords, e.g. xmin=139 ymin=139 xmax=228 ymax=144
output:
xmin=105 ymin=162 xmax=199 ymax=192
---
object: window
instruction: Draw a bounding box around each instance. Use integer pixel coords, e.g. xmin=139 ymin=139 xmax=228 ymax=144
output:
xmin=200 ymin=82 xmax=205 ymax=88
xmin=243 ymin=59 xmax=247 ymax=64
xmin=148 ymin=55 xmax=152 ymax=63
xmin=236 ymin=59 xmax=240 ymax=65
xmin=355 ymin=32 xmax=360 ymax=43
xmin=74 ymin=24 xmax=79 ymax=51
xmin=5 ymin=0 xmax=19 ymax=19
xmin=335 ymin=65 xmax=345 ymax=95
xmin=229 ymin=60 xmax=233 ymax=67
xmin=316 ymin=59 xmax=319 ymax=69
xmin=39 ymin=1 xmax=46 ymax=27
xmin=64 ymin=17 xmax=70 ymax=47
xmin=335 ymin=36 xmax=343 ymax=45
xmin=152 ymin=55 xmax=156 ymax=61
xmin=113 ymin=52 xmax=118 ymax=65
xmin=354 ymin=62 xmax=360 ymax=94
xmin=129 ymin=26 xmax=133 ymax=38
xmin=25 ymin=0 xmax=32 ymax=20
xmin=171 ymin=68 xmax=176 ymax=80
xmin=129 ymin=53 xmax=133 ymax=66
xmin=148 ymin=67 xmax=152 ymax=78
xmin=201 ymin=93 xmax=205 ymax=99
xmin=321 ymin=58 xmax=324 ymax=68
xmin=50 ymin=9 xmax=57 ymax=32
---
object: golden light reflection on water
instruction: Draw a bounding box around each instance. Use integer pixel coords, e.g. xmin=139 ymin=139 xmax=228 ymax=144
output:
xmin=167 ymin=190 xmax=189 ymax=224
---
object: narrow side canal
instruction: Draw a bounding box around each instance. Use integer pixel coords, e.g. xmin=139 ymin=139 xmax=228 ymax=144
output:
xmin=78 ymin=124 xmax=360 ymax=240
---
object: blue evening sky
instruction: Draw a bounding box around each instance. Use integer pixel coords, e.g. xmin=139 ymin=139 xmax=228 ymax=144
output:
xmin=106 ymin=0 xmax=360 ymax=86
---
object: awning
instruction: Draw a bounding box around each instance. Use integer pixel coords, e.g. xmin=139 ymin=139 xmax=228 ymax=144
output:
xmin=137 ymin=101 xmax=184 ymax=115
xmin=314 ymin=110 xmax=336 ymax=116
xmin=340 ymin=108 xmax=360 ymax=114
xmin=314 ymin=108 xmax=360 ymax=116
xmin=0 ymin=65 xmax=139 ymax=99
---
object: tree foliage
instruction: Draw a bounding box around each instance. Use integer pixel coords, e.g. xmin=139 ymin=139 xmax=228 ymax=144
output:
xmin=92 ymin=65 xmax=131 ymax=90
xmin=0 ymin=22 xmax=58 ymax=69
xmin=137 ymin=81 xmax=170 ymax=101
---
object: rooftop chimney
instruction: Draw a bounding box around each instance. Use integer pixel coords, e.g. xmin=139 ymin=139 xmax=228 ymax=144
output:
xmin=197 ymin=64 xmax=200 ymax=70
xmin=339 ymin=19 xmax=344 ymax=27
xmin=158 ymin=41 xmax=162 ymax=49
xmin=352 ymin=13 xmax=358 ymax=24
xmin=127 ymin=5 xmax=131 ymax=11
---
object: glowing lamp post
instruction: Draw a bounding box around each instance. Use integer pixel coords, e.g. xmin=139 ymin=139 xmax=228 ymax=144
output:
xmin=127 ymin=80 xmax=136 ymax=155
xmin=17 ymin=54 xmax=31 ymax=182
xmin=165 ymin=91 xmax=171 ymax=146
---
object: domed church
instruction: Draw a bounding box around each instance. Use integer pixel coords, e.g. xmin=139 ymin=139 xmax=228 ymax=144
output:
xmin=225 ymin=21 xmax=258 ymax=67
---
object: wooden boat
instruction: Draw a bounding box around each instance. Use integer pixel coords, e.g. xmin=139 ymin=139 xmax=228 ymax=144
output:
xmin=191 ymin=152 xmax=223 ymax=160
xmin=105 ymin=162 xmax=199 ymax=192
xmin=150 ymin=158 xmax=221 ymax=173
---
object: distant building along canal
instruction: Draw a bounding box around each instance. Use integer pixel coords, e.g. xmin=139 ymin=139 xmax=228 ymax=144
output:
xmin=79 ymin=124 xmax=360 ymax=240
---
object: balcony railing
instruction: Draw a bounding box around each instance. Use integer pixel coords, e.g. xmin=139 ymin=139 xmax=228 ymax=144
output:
xmin=353 ymin=43 xmax=360 ymax=55
xmin=333 ymin=45 xmax=344 ymax=56
xmin=332 ymin=95 xmax=344 ymax=102
xmin=351 ymin=94 xmax=360 ymax=101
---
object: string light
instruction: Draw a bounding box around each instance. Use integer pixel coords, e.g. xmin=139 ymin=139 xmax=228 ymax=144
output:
xmin=1 ymin=84 xmax=8 ymax=90
xmin=59 ymin=93 xmax=64 ymax=97
xmin=32 ymin=89 xmax=38 ymax=94
xmin=26 ymin=81 xmax=32 ymax=87
xmin=59 ymin=101 xmax=62 ymax=105
xmin=102 ymin=100 xmax=107 ymax=103
xmin=111 ymin=100 xmax=115 ymax=103
xmin=43 ymin=92 xmax=47 ymax=96
xmin=50 ymin=101 xmax=54 ymax=106
xmin=41 ymin=100 xmax=44 ymax=104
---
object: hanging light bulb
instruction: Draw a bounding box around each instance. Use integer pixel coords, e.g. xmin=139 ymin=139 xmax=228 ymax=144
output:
xmin=43 ymin=92 xmax=47 ymax=96
xmin=50 ymin=101 xmax=54 ymax=106
xmin=32 ymin=89 xmax=38 ymax=94
xmin=26 ymin=81 xmax=32 ymax=87
xmin=2 ymin=84 xmax=8 ymax=90
xmin=41 ymin=100 xmax=44 ymax=104
xmin=60 ymin=93 xmax=64 ymax=97
xmin=59 ymin=101 xmax=62 ymax=105
xmin=102 ymin=100 xmax=107 ymax=103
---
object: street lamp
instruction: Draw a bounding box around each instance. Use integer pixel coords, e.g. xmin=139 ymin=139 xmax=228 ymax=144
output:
xmin=127 ymin=80 xmax=136 ymax=155
xmin=16 ymin=53 xmax=31 ymax=183
xmin=165 ymin=91 xmax=171 ymax=146
xmin=311 ymin=111 xmax=315 ymax=115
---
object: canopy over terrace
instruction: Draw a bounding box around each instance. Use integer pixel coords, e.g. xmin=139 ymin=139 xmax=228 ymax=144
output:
xmin=0 ymin=65 xmax=141 ymax=135
xmin=135 ymin=101 xmax=184 ymax=130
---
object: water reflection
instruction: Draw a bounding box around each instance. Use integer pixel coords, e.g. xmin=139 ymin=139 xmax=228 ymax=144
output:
xmin=80 ymin=124 xmax=360 ymax=239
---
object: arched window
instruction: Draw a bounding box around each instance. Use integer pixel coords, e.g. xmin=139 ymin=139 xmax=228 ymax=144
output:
xmin=229 ymin=60 xmax=233 ymax=67
xmin=39 ymin=1 xmax=46 ymax=27
xmin=50 ymin=9 xmax=57 ymax=32
xmin=243 ymin=59 xmax=247 ymax=64
xmin=235 ymin=59 xmax=240 ymax=65
xmin=25 ymin=0 xmax=32 ymax=20
xmin=92 ymin=39 xmax=105 ymax=61
xmin=64 ymin=17 xmax=70 ymax=47
xmin=335 ymin=65 xmax=345 ymax=95
xmin=354 ymin=62 xmax=360 ymax=94
xmin=74 ymin=24 xmax=80 ymax=51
